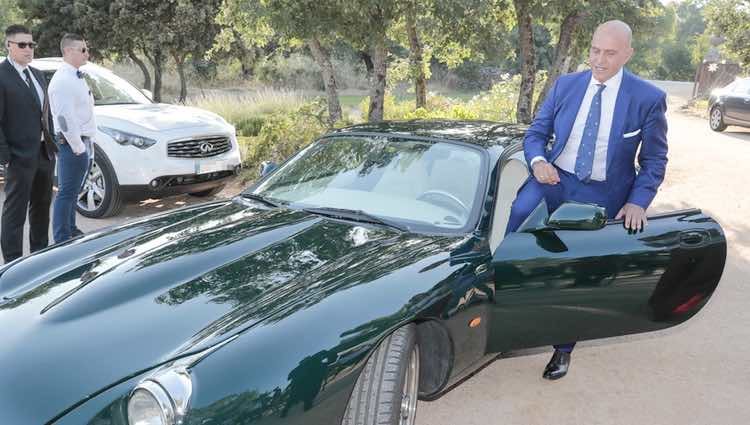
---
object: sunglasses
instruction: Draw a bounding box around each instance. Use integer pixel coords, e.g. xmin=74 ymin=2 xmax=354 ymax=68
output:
xmin=8 ymin=40 xmax=37 ymax=49
xmin=67 ymin=46 xmax=88 ymax=54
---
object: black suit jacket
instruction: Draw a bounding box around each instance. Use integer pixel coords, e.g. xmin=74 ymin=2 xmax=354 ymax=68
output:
xmin=0 ymin=59 xmax=56 ymax=164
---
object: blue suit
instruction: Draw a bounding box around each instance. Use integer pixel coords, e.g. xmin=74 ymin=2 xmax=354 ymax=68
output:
xmin=506 ymin=68 xmax=668 ymax=234
xmin=506 ymin=69 xmax=668 ymax=354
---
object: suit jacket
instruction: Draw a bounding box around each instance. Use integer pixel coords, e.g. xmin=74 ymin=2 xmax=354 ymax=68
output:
xmin=0 ymin=59 xmax=56 ymax=164
xmin=523 ymin=68 xmax=668 ymax=212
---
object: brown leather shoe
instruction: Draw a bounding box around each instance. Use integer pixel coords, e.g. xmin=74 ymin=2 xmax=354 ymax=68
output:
xmin=542 ymin=350 xmax=570 ymax=380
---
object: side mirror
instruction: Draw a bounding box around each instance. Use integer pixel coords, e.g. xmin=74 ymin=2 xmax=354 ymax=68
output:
xmin=518 ymin=201 xmax=606 ymax=233
xmin=547 ymin=202 xmax=606 ymax=230
xmin=259 ymin=161 xmax=278 ymax=177
xmin=141 ymin=89 xmax=153 ymax=100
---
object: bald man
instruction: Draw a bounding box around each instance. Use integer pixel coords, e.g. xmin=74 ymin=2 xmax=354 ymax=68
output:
xmin=505 ymin=20 xmax=668 ymax=380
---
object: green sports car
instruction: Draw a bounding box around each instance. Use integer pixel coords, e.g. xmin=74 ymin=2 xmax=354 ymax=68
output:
xmin=0 ymin=121 xmax=726 ymax=425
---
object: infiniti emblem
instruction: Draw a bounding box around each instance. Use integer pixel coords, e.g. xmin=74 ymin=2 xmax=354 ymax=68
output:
xmin=199 ymin=142 xmax=214 ymax=153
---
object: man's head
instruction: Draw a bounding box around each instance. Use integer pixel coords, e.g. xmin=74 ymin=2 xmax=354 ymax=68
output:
xmin=60 ymin=33 xmax=88 ymax=68
xmin=589 ymin=20 xmax=634 ymax=83
xmin=5 ymin=25 xmax=35 ymax=67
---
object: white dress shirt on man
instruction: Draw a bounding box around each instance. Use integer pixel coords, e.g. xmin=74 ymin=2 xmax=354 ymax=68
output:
xmin=48 ymin=62 xmax=96 ymax=154
xmin=531 ymin=67 xmax=623 ymax=181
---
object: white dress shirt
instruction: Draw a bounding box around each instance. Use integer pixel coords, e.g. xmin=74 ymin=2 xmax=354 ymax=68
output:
xmin=48 ymin=62 xmax=96 ymax=154
xmin=7 ymin=57 xmax=46 ymax=140
xmin=533 ymin=68 xmax=623 ymax=182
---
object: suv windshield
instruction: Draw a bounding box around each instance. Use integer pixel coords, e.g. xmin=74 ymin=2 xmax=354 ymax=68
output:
xmin=42 ymin=65 xmax=151 ymax=106
xmin=249 ymin=136 xmax=486 ymax=233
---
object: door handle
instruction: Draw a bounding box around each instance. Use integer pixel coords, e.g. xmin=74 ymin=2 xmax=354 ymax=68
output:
xmin=680 ymin=231 xmax=708 ymax=247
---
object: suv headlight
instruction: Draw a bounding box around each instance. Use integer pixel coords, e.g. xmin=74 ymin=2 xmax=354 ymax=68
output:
xmin=100 ymin=127 xmax=157 ymax=149
xmin=127 ymin=368 xmax=192 ymax=425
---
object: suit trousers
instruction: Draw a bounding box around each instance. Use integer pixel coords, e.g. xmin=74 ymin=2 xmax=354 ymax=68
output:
xmin=505 ymin=166 xmax=617 ymax=353
xmin=1 ymin=147 xmax=55 ymax=263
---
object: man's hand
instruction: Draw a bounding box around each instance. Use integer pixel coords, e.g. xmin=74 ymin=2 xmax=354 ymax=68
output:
xmin=70 ymin=141 xmax=86 ymax=156
xmin=616 ymin=203 xmax=647 ymax=231
xmin=531 ymin=160 xmax=560 ymax=185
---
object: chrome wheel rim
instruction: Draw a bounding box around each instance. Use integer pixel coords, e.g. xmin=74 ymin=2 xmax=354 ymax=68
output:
xmin=77 ymin=160 xmax=105 ymax=212
xmin=710 ymin=109 xmax=722 ymax=129
xmin=399 ymin=345 xmax=419 ymax=425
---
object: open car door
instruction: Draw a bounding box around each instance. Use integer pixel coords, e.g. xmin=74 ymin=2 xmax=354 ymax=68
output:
xmin=488 ymin=202 xmax=726 ymax=353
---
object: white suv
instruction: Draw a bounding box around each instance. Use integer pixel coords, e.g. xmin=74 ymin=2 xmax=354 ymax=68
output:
xmin=32 ymin=58 xmax=242 ymax=218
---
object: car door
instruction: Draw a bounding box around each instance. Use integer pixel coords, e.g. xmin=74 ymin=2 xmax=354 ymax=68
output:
xmin=724 ymin=79 xmax=750 ymax=123
xmin=486 ymin=206 xmax=726 ymax=353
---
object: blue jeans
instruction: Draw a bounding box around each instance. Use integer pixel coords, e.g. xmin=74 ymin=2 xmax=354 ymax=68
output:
xmin=53 ymin=137 xmax=91 ymax=243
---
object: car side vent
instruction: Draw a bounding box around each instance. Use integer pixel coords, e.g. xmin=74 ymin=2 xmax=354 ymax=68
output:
xmin=168 ymin=136 xmax=231 ymax=158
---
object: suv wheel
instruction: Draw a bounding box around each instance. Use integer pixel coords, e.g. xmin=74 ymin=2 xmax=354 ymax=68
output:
xmin=77 ymin=146 xmax=123 ymax=218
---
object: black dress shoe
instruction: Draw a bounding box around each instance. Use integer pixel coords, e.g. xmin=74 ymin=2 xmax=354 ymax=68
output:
xmin=542 ymin=350 xmax=571 ymax=380
xmin=71 ymin=228 xmax=84 ymax=237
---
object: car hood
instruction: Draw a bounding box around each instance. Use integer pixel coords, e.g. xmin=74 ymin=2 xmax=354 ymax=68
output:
xmin=95 ymin=103 xmax=230 ymax=133
xmin=0 ymin=200 xmax=457 ymax=424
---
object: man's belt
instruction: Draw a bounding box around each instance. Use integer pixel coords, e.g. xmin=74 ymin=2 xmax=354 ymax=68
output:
xmin=56 ymin=134 xmax=91 ymax=145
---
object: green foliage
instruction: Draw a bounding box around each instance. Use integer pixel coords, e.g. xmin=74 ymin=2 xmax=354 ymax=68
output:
xmin=186 ymin=89 xmax=308 ymax=136
xmin=239 ymin=99 xmax=330 ymax=178
xmin=359 ymin=74 xmax=532 ymax=122
xmin=705 ymin=0 xmax=750 ymax=69
xmin=0 ymin=0 xmax=23 ymax=38
xmin=255 ymin=52 xmax=324 ymax=90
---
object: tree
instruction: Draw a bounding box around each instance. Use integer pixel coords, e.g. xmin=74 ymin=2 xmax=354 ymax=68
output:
xmin=164 ymin=0 xmax=223 ymax=102
xmin=513 ymin=0 xmax=536 ymax=123
xmin=0 ymin=0 xmax=23 ymax=35
xmin=17 ymin=0 xmax=77 ymax=57
xmin=704 ymin=0 xmax=750 ymax=69
xmin=224 ymin=0 xmax=344 ymax=126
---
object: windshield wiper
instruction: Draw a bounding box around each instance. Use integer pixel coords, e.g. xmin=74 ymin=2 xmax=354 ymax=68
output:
xmin=302 ymin=207 xmax=408 ymax=232
xmin=240 ymin=193 xmax=282 ymax=208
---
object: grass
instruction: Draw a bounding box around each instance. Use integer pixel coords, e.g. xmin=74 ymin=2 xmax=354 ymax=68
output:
xmin=186 ymin=88 xmax=308 ymax=125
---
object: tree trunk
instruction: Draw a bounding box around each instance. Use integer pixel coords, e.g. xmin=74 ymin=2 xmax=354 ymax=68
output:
xmin=367 ymin=33 xmax=388 ymax=122
xmin=232 ymin=29 xmax=254 ymax=79
xmin=534 ymin=10 xmax=586 ymax=115
xmin=145 ymin=48 xmax=164 ymax=103
xmin=174 ymin=54 xmax=188 ymax=103
xmin=513 ymin=0 xmax=535 ymax=124
xmin=308 ymin=37 xmax=342 ymax=126
xmin=128 ymin=48 xmax=152 ymax=91
xmin=359 ymin=50 xmax=374 ymax=85
xmin=405 ymin=5 xmax=427 ymax=109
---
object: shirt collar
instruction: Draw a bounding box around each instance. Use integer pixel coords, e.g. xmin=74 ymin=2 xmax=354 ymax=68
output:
xmin=7 ymin=56 xmax=29 ymax=75
xmin=588 ymin=67 xmax=624 ymax=92
xmin=60 ymin=61 xmax=80 ymax=75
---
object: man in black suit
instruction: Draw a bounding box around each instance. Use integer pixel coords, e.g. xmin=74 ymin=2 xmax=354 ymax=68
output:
xmin=0 ymin=25 xmax=56 ymax=263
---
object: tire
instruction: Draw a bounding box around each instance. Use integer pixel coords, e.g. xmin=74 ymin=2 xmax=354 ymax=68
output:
xmin=188 ymin=184 xmax=225 ymax=197
xmin=709 ymin=106 xmax=727 ymax=132
xmin=76 ymin=146 xmax=123 ymax=218
xmin=343 ymin=324 xmax=420 ymax=425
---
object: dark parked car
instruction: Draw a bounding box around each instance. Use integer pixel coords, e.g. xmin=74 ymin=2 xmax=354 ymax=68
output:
xmin=0 ymin=121 xmax=726 ymax=425
xmin=709 ymin=77 xmax=750 ymax=131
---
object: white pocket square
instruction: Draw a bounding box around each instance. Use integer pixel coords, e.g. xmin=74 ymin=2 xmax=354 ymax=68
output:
xmin=623 ymin=129 xmax=641 ymax=138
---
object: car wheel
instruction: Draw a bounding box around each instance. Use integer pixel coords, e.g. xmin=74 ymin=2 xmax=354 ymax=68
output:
xmin=188 ymin=184 xmax=225 ymax=197
xmin=709 ymin=106 xmax=727 ymax=132
xmin=77 ymin=146 xmax=123 ymax=218
xmin=342 ymin=324 xmax=419 ymax=425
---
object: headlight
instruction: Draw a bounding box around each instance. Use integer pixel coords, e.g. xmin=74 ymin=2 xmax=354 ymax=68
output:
xmin=127 ymin=368 xmax=192 ymax=425
xmin=100 ymin=127 xmax=157 ymax=149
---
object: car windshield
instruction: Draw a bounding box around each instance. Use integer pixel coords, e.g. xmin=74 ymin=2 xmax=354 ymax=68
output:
xmin=248 ymin=136 xmax=486 ymax=233
xmin=71 ymin=65 xmax=152 ymax=106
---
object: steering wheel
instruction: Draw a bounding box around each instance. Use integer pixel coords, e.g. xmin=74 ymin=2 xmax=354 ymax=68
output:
xmin=416 ymin=190 xmax=469 ymax=216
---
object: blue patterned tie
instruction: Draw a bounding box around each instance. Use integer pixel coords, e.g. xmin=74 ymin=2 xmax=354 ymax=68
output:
xmin=574 ymin=84 xmax=606 ymax=181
